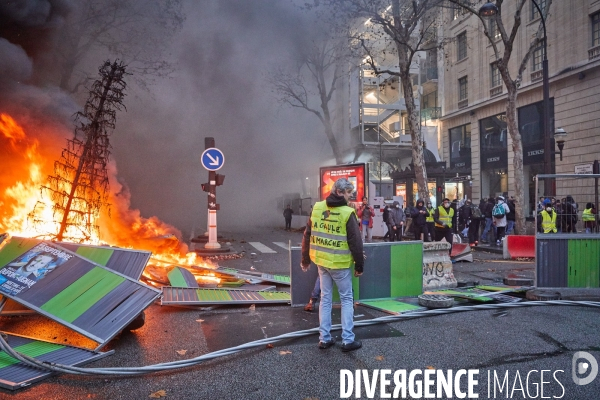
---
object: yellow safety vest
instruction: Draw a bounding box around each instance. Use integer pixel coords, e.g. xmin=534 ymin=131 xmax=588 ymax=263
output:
xmin=541 ymin=210 xmax=557 ymax=233
xmin=309 ymin=201 xmax=355 ymax=269
xmin=582 ymin=208 xmax=595 ymax=222
xmin=435 ymin=206 xmax=454 ymax=228
xmin=426 ymin=208 xmax=435 ymax=222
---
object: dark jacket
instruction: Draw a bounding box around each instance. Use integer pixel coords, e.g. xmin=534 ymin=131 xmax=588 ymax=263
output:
xmin=458 ymin=203 xmax=472 ymax=224
xmin=506 ymin=200 xmax=516 ymax=221
xmin=483 ymin=199 xmax=495 ymax=218
xmin=410 ymin=204 xmax=428 ymax=226
xmin=301 ymin=192 xmax=364 ymax=273
xmin=388 ymin=201 xmax=406 ymax=226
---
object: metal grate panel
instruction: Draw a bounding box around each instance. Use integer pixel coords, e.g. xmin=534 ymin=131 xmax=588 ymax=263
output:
xmin=161 ymin=287 xmax=290 ymax=305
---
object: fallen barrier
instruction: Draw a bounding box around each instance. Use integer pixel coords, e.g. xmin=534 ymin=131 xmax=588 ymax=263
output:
xmin=450 ymin=242 xmax=473 ymax=262
xmin=0 ymin=237 xmax=160 ymax=349
xmin=503 ymin=235 xmax=535 ymax=259
xmin=422 ymin=241 xmax=457 ymax=291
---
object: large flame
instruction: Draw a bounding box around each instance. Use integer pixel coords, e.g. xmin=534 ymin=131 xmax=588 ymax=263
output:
xmin=0 ymin=113 xmax=214 ymax=276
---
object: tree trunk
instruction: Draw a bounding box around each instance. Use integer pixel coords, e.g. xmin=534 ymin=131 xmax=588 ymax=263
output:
xmin=505 ymin=82 xmax=526 ymax=234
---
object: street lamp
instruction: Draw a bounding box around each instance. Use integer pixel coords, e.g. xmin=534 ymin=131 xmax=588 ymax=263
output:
xmin=480 ymin=1 xmax=552 ymax=192
xmin=553 ymin=127 xmax=567 ymax=161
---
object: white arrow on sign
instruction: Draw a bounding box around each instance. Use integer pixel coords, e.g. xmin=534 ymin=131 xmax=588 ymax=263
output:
xmin=207 ymin=153 xmax=220 ymax=166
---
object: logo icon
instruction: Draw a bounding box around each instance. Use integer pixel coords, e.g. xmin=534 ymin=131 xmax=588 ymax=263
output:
xmin=572 ymin=351 xmax=598 ymax=385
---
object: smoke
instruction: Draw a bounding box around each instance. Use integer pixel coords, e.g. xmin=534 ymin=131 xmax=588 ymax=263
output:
xmin=111 ymin=0 xmax=331 ymax=236
xmin=0 ymin=0 xmax=333 ymax=243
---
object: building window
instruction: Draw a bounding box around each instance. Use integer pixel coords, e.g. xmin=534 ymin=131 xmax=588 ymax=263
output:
xmin=449 ymin=124 xmax=471 ymax=167
xmin=488 ymin=18 xmax=501 ymax=41
xmin=593 ymin=12 xmax=600 ymax=47
xmin=531 ymin=0 xmax=547 ymax=21
xmin=458 ymin=76 xmax=468 ymax=101
xmin=532 ymin=40 xmax=545 ymax=71
xmin=457 ymin=32 xmax=467 ymax=61
xmin=452 ymin=5 xmax=460 ymax=20
xmin=491 ymin=62 xmax=502 ymax=88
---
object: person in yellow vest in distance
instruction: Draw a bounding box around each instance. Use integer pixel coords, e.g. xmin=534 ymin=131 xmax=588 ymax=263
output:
xmin=300 ymin=178 xmax=365 ymax=353
xmin=434 ymin=198 xmax=454 ymax=253
xmin=425 ymin=201 xmax=435 ymax=242
xmin=582 ymin=202 xmax=597 ymax=233
xmin=537 ymin=200 xmax=558 ymax=233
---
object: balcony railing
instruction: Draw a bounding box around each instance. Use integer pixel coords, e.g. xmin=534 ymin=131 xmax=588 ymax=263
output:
xmin=589 ymin=44 xmax=600 ymax=60
xmin=531 ymin=70 xmax=543 ymax=82
xmin=490 ymin=85 xmax=503 ymax=97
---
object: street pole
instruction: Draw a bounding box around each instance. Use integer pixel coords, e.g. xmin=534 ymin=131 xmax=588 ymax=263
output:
xmin=534 ymin=0 xmax=553 ymax=196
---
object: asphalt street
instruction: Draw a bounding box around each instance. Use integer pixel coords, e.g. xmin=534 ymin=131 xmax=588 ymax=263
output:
xmin=1 ymin=227 xmax=599 ymax=399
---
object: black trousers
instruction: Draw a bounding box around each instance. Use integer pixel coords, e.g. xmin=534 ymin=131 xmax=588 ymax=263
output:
xmin=435 ymin=228 xmax=454 ymax=252
xmin=285 ymin=218 xmax=292 ymax=230
xmin=468 ymin=219 xmax=480 ymax=243
xmin=413 ymin=224 xmax=428 ymax=241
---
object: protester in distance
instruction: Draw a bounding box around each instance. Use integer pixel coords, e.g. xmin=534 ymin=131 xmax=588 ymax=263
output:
xmin=410 ymin=199 xmax=429 ymax=241
xmin=537 ymin=199 xmax=558 ymax=233
xmin=388 ymin=200 xmax=406 ymax=242
xmin=382 ymin=203 xmax=391 ymax=241
xmin=506 ymin=197 xmax=516 ymax=235
xmin=563 ymin=195 xmax=578 ymax=233
xmin=480 ymin=197 xmax=496 ymax=244
xmin=357 ymin=196 xmax=374 ymax=243
xmin=425 ymin=201 xmax=435 ymax=242
xmin=492 ymin=196 xmax=511 ymax=245
xmin=283 ymin=204 xmax=293 ymax=231
xmin=582 ymin=202 xmax=597 ymax=233
xmin=554 ymin=199 xmax=563 ymax=233
xmin=301 ymin=178 xmax=364 ymax=352
xmin=458 ymin=200 xmax=472 ymax=239
xmin=434 ymin=198 xmax=454 ymax=253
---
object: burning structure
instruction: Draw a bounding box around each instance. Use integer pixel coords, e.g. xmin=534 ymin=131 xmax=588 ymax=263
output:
xmin=29 ymin=60 xmax=127 ymax=244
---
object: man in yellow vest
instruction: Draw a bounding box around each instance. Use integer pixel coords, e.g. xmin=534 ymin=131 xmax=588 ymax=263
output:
xmin=537 ymin=200 xmax=558 ymax=233
xmin=434 ymin=198 xmax=454 ymax=252
xmin=301 ymin=178 xmax=364 ymax=352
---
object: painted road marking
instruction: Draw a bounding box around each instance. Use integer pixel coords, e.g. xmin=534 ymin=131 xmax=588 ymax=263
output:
xmin=248 ymin=242 xmax=277 ymax=254
xmin=272 ymin=242 xmax=289 ymax=250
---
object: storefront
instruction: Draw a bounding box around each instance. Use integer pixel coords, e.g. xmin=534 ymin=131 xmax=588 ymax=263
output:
xmin=519 ymin=100 xmax=554 ymax=216
xmin=479 ymin=113 xmax=508 ymax=199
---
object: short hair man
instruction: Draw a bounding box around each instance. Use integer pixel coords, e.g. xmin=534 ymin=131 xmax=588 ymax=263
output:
xmin=301 ymin=178 xmax=364 ymax=352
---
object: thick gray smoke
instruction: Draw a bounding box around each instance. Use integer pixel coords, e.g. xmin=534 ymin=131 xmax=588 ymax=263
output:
xmin=111 ymin=1 xmax=330 ymax=236
xmin=0 ymin=0 xmax=332 ymax=240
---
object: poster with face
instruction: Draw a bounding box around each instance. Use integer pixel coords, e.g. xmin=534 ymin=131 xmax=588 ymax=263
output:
xmin=0 ymin=243 xmax=73 ymax=295
xmin=319 ymin=164 xmax=367 ymax=208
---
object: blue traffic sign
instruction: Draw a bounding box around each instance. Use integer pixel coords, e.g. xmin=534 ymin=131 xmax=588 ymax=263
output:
xmin=201 ymin=148 xmax=225 ymax=171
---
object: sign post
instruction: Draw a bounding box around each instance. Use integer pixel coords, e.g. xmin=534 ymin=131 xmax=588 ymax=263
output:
xmin=200 ymin=138 xmax=225 ymax=250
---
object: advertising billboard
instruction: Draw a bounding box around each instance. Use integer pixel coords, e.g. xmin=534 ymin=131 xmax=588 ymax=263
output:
xmin=319 ymin=163 xmax=367 ymax=207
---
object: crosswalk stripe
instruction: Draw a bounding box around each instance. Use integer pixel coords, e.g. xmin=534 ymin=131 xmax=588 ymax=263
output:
xmin=248 ymin=242 xmax=277 ymax=253
xmin=272 ymin=242 xmax=289 ymax=250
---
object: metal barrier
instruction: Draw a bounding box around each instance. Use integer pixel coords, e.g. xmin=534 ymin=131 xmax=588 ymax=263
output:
xmin=535 ymin=174 xmax=600 ymax=288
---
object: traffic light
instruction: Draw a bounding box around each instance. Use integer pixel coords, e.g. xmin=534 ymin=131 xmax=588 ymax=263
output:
xmin=215 ymin=173 xmax=225 ymax=186
xmin=437 ymin=185 xmax=443 ymax=193
xmin=201 ymin=183 xmax=210 ymax=192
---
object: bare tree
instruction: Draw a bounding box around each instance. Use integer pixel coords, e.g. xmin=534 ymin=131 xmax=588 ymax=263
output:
xmin=318 ymin=0 xmax=443 ymax=201
xmin=448 ymin=0 xmax=553 ymax=234
xmin=272 ymin=38 xmax=345 ymax=164
xmin=54 ymin=0 xmax=184 ymax=95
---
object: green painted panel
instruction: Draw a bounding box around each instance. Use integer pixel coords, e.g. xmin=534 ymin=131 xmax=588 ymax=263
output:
xmin=359 ymin=299 xmax=422 ymax=314
xmin=41 ymin=267 xmax=125 ymax=322
xmin=75 ymin=247 xmax=113 ymax=266
xmin=196 ymin=289 xmax=233 ymax=302
xmin=257 ymin=291 xmax=290 ymax=301
xmin=390 ymin=243 xmax=422 ymax=297
xmin=568 ymin=239 xmax=600 ymax=288
xmin=0 ymin=238 xmax=39 ymax=267
xmin=167 ymin=267 xmax=188 ymax=287
xmin=272 ymin=275 xmax=291 ymax=283
xmin=0 ymin=341 xmax=64 ymax=368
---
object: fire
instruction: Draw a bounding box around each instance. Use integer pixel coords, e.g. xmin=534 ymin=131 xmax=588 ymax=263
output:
xmin=0 ymin=113 xmax=206 ymax=271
